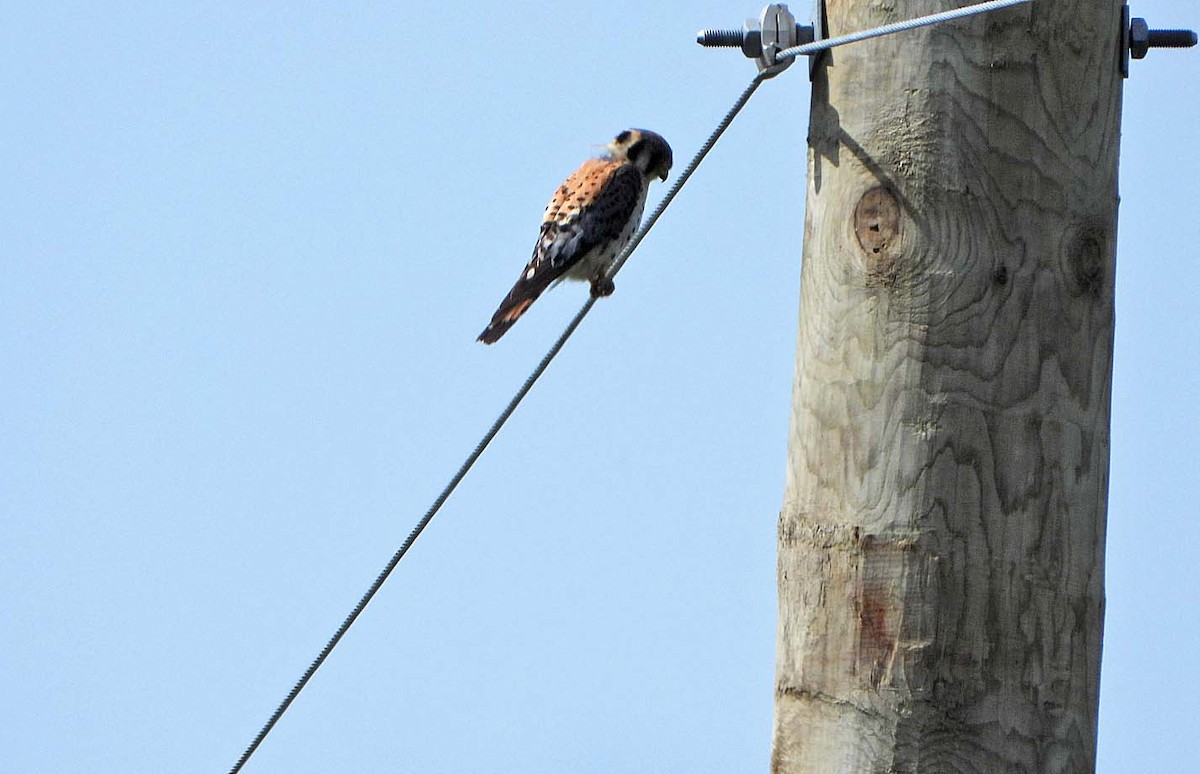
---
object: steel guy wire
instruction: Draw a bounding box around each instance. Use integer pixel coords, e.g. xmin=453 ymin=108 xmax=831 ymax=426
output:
xmin=774 ymin=0 xmax=1032 ymax=62
xmin=226 ymin=69 xmax=770 ymax=774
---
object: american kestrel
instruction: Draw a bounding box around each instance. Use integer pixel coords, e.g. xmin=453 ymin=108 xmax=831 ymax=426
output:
xmin=477 ymin=129 xmax=673 ymax=344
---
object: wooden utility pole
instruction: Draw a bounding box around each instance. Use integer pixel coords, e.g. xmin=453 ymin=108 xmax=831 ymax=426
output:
xmin=773 ymin=1 xmax=1121 ymax=771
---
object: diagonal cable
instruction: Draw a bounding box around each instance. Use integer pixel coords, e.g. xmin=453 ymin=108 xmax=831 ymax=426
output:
xmin=227 ymin=68 xmax=769 ymax=774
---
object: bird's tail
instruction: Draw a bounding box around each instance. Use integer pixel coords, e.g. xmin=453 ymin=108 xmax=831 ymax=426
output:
xmin=477 ymin=272 xmax=554 ymax=344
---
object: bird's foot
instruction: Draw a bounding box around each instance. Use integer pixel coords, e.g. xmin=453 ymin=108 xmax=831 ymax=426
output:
xmin=589 ymin=276 xmax=615 ymax=298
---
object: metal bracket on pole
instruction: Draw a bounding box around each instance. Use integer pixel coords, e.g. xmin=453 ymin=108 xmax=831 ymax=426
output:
xmin=758 ymin=4 xmax=802 ymax=76
xmin=1121 ymin=3 xmax=1197 ymax=78
xmin=697 ymin=3 xmax=811 ymax=79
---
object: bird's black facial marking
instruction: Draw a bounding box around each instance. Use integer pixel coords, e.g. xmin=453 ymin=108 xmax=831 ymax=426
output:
xmin=627 ymin=139 xmax=645 ymax=163
xmin=614 ymin=130 xmax=632 ymax=144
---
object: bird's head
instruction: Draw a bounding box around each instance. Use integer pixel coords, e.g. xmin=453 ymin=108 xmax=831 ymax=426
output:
xmin=607 ymin=129 xmax=673 ymax=182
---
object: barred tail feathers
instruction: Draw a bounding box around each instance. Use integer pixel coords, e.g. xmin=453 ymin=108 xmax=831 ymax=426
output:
xmin=476 ymin=269 xmax=556 ymax=344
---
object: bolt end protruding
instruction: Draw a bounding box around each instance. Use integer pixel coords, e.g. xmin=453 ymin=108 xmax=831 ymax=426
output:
xmin=1147 ymin=29 xmax=1198 ymax=49
xmin=697 ymin=29 xmax=745 ymax=47
xmin=1131 ymin=17 xmax=1198 ymax=60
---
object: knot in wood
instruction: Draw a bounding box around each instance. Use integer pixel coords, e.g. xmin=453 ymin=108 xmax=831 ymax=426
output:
xmin=854 ymin=186 xmax=901 ymax=287
xmin=1066 ymin=224 xmax=1108 ymax=298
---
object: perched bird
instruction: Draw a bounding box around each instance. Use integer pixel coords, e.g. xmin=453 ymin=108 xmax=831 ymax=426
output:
xmin=477 ymin=129 xmax=673 ymax=344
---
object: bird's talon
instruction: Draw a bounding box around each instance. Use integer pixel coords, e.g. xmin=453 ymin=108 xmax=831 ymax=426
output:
xmin=590 ymin=277 xmax=615 ymax=298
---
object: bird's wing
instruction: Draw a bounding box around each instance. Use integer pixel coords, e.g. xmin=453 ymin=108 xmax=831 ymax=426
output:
xmin=478 ymin=159 xmax=642 ymax=344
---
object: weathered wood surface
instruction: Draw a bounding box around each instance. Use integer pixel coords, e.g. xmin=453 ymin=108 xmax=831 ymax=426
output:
xmin=773 ymin=0 xmax=1122 ymax=771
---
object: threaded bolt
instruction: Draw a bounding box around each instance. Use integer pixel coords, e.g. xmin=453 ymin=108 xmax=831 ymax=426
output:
xmin=1148 ymin=29 xmax=1199 ymax=49
xmin=696 ymin=27 xmax=762 ymax=59
xmin=696 ymin=29 xmax=744 ymax=47
xmin=697 ymin=24 xmax=813 ymax=61
xmin=1130 ymin=17 xmax=1198 ymax=60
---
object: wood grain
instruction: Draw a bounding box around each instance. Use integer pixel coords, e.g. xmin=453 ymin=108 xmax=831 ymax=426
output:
xmin=773 ymin=1 xmax=1122 ymax=771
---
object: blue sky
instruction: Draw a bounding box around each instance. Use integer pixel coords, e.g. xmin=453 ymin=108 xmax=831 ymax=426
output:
xmin=2 ymin=2 xmax=1196 ymax=772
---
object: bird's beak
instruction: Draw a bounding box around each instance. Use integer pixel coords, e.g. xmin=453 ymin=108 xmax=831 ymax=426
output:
xmin=659 ymin=170 xmax=669 ymax=181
